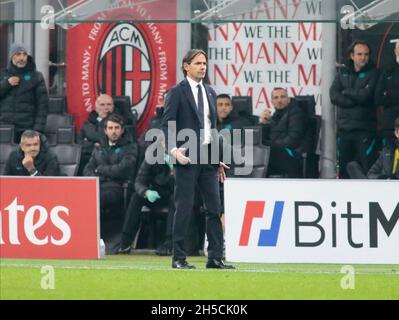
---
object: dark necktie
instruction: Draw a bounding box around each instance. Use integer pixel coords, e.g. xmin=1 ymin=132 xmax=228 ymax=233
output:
xmin=197 ymin=84 xmax=204 ymax=128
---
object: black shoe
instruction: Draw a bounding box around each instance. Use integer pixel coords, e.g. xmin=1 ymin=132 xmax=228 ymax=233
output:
xmin=115 ymin=245 xmax=131 ymax=255
xmin=172 ymin=259 xmax=196 ymax=269
xmin=206 ymin=259 xmax=235 ymax=269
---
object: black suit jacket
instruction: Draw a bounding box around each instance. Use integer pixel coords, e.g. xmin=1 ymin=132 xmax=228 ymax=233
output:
xmin=161 ymin=78 xmax=218 ymax=162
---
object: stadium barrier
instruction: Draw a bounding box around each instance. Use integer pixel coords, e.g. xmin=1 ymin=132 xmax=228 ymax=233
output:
xmin=0 ymin=176 xmax=100 ymax=259
xmin=225 ymin=179 xmax=399 ymax=264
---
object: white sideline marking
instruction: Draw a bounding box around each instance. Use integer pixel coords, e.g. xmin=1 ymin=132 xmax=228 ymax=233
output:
xmin=1 ymin=262 xmax=398 ymax=275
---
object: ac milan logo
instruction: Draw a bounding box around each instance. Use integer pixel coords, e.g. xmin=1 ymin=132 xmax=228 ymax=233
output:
xmin=67 ymin=3 xmax=176 ymax=135
xmin=96 ymin=23 xmax=152 ymax=119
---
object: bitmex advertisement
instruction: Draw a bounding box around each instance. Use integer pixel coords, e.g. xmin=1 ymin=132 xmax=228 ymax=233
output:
xmin=225 ymin=179 xmax=399 ymax=264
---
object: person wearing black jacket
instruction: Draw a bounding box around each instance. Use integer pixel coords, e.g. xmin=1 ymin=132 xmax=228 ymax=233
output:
xmin=0 ymin=43 xmax=48 ymax=143
xmin=347 ymin=117 xmax=399 ymax=179
xmin=117 ymin=149 xmax=175 ymax=254
xmin=216 ymin=94 xmax=252 ymax=131
xmin=161 ymin=49 xmax=233 ymax=270
xmin=4 ymin=130 xmax=60 ymax=176
xmin=77 ymin=94 xmax=115 ymax=175
xmin=259 ymin=87 xmax=307 ymax=178
xmin=83 ymin=113 xmax=138 ymax=219
xmin=375 ymin=41 xmax=399 ymax=147
xmin=330 ymin=40 xmax=379 ymax=178
xmin=367 ymin=117 xmax=399 ymax=179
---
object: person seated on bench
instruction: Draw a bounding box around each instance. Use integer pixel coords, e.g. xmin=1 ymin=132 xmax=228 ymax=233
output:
xmin=4 ymin=129 xmax=60 ymax=176
xmin=348 ymin=116 xmax=399 ymax=179
xmin=259 ymin=87 xmax=307 ymax=178
xmin=216 ymin=94 xmax=252 ymax=132
xmin=116 ymin=144 xmax=175 ymax=254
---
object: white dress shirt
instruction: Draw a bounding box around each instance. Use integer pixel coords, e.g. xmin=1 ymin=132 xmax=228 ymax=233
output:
xmin=186 ymin=76 xmax=212 ymax=145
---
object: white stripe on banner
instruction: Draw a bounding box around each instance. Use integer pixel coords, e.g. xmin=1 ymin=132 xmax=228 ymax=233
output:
xmin=125 ymin=80 xmax=133 ymax=103
xmin=141 ymin=52 xmax=150 ymax=71
xmin=126 ymin=45 xmax=133 ymax=71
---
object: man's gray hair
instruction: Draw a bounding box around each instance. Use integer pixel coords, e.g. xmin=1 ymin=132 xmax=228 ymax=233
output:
xmin=20 ymin=130 xmax=40 ymax=144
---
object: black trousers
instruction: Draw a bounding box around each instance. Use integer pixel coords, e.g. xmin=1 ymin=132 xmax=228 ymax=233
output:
xmin=120 ymin=192 xmax=174 ymax=248
xmin=100 ymin=182 xmax=124 ymax=217
xmin=337 ymin=131 xmax=376 ymax=179
xmin=173 ymin=164 xmax=223 ymax=261
xmin=98 ymin=182 xmax=124 ymax=240
xmin=266 ymin=144 xmax=303 ymax=178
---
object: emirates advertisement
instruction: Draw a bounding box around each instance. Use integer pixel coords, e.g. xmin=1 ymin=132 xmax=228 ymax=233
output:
xmin=66 ymin=0 xmax=177 ymax=134
xmin=0 ymin=177 xmax=99 ymax=259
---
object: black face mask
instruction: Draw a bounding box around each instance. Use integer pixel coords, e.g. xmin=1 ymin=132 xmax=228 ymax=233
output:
xmin=155 ymin=107 xmax=164 ymax=117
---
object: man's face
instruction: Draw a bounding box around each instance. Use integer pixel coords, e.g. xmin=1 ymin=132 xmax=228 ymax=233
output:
xmin=20 ymin=136 xmax=40 ymax=158
xmin=350 ymin=44 xmax=370 ymax=71
xmin=271 ymin=89 xmax=290 ymax=110
xmin=105 ymin=120 xmax=124 ymax=143
xmin=184 ymin=53 xmax=207 ymax=82
xmin=395 ymin=128 xmax=399 ymax=140
xmin=217 ymin=97 xmax=233 ymax=120
xmin=12 ymin=51 xmax=28 ymax=68
xmin=95 ymin=95 xmax=114 ymax=119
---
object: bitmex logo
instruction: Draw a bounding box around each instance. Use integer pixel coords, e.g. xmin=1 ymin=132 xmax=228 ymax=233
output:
xmin=239 ymin=201 xmax=284 ymax=247
xmin=238 ymin=200 xmax=399 ymax=248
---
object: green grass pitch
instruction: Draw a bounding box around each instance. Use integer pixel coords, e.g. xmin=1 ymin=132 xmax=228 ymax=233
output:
xmin=1 ymin=254 xmax=398 ymax=300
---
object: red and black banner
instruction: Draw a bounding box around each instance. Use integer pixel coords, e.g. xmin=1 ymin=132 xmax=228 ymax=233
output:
xmin=66 ymin=0 xmax=176 ymax=135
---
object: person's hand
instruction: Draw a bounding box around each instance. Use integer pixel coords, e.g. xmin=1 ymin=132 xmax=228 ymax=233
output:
xmin=171 ymin=147 xmax=191 ymax=165
xmin=22 ymin=154 xmax=35 ymax=173
xmin=8 ymin=76 xmax=20 ymax=86
xmin=145 ymin=190 xmax=161 ymax=203
xmin=219 ymin=161 xmax=230 ymax=183
xmin=259 ymin=109 xmax=272 ymax=124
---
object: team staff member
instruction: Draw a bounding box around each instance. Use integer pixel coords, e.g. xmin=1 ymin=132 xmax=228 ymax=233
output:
xmin=161 ymin=49 xmax=234 ymax=269
xmin=367 ymin=117 xmax=399 ymax=179
xmin=0 ymin=43 xmax=48 ymax=143
xmin=259 ymin=88 xmax=307 ymax=178
xmin=4 ymin=130 xmax=60 ymax=176
xmin=330 ymin=40 xmax=379 ymax=178
xmin=375 ymin=41 xmax=399 ymax=147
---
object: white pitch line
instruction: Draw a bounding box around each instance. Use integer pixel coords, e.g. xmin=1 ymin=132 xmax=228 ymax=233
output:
xmin=1 ymin=263 xmax=398 ymax=275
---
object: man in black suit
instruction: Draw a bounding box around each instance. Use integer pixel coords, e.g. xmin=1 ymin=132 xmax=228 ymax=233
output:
xmin=161 ymin=49 xmax=234 ymax=269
